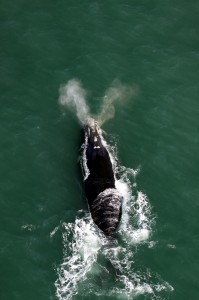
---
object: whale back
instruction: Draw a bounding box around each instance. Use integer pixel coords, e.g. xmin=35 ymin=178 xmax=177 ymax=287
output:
xmin=90 ymin=188 xmax=122 ymax=236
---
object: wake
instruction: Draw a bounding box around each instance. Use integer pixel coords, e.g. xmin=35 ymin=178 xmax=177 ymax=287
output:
xmin=55 ymin=79 xmax=173 ymax=299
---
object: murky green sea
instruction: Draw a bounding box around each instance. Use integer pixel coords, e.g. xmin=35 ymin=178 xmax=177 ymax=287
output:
xmin=1 ymin=1 xmax=199 ymax=299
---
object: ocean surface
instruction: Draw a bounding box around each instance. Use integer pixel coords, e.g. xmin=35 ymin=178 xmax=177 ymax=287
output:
xmin=0 ymin=1 xmax=199 ymax=299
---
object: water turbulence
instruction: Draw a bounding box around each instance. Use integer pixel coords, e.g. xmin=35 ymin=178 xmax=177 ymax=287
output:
xmin=55 ymin=80 xmax=173 ymax=299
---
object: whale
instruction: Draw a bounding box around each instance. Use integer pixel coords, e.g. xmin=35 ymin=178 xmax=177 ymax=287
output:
xmin=81 ymin=118 xmax=122 ymax=236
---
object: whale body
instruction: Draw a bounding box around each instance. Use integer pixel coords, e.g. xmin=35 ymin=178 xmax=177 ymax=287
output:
xmin=81 ymin=118 xmax=122 ymax=236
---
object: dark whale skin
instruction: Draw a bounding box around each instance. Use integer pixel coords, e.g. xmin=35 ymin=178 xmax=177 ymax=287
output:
xmin=81 ymin=119 xmax=122 ymax=236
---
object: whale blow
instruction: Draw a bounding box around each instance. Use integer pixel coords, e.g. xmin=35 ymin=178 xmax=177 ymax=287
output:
xmin=81 ymin=118 xmax=122 ymax=236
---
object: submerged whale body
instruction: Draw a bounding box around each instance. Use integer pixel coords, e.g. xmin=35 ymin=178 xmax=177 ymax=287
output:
xmin=81 ymin=118 xmax=122 ymax=236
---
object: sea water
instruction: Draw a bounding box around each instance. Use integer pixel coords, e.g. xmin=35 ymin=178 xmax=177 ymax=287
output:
xmin=0 ymin=1 xmax=199 ymax=300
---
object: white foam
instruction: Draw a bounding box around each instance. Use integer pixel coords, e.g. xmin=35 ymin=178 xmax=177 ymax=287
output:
xmin=130 ymin=228 xmax=150 ymax=243
xmin=115 ymin=172 xmax=152 ymax=245
xmin=80 ymin=134 xmax=90 ymax=180
xmin=101 ymin=243 xmax=173 ymax=299
xmin=98 ymin=132 xmax=152 ymax=246
xmin=21 ymin=224 xmax=37 ymax=231
xmin=55 ymin=198 xmax=172 ymax=300
xmin=167 ymin=244 xmax=176 ymax=249
xmin=55 ymin=214 xmax=104 ymax=300
xmin=50 ymin=226 xmax=59 ymax=238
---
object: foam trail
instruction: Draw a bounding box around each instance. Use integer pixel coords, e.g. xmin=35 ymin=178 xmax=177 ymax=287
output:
xmin=59 ymin=79 xmax=90 ymax=125
xmin=55 ymin=214 xmax=103 ymax=300
xmin=97 ymin=79 xmax=137 ymax=125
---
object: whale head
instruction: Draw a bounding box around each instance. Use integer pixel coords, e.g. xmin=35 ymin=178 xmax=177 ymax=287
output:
xmin=84 ymin=118 xmax=102 ymax=148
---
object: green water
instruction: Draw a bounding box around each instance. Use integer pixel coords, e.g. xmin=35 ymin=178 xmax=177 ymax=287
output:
xmin=1 ymin=1 xmax=199 ymax=299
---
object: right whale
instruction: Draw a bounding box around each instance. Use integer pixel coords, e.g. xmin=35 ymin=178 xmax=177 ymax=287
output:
xmin=81 ymin=118 xmax=122 ymax=236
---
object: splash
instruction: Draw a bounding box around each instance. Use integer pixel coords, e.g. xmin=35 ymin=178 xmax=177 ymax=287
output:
xmin=55 ymin=215 xmax=104 ymax=300
xmin=58 ymin=79 xmax=90 ymax=125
